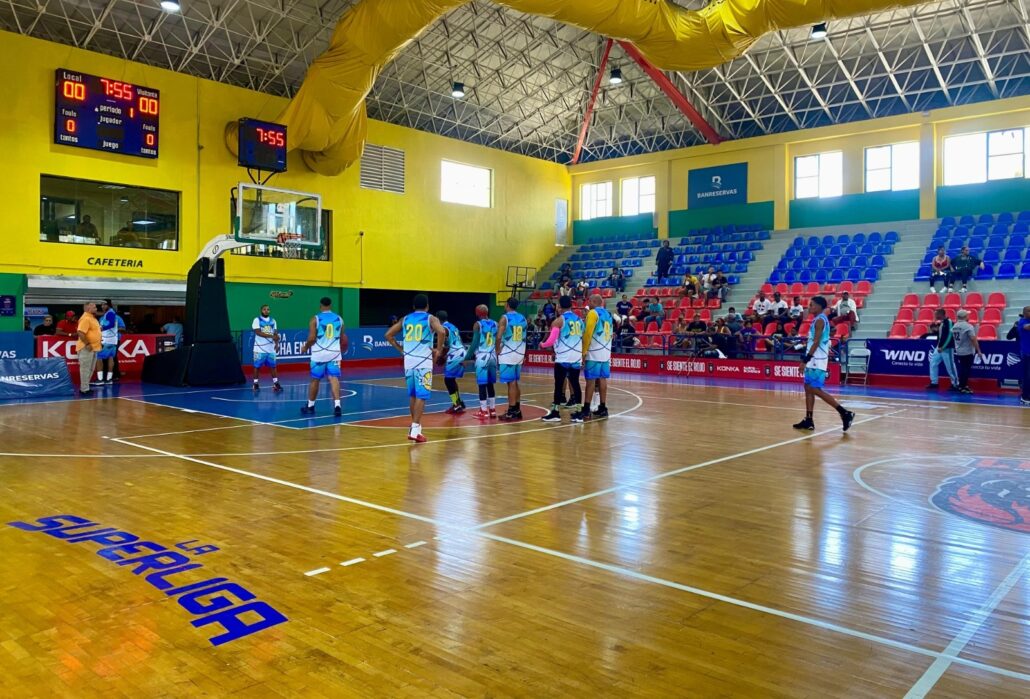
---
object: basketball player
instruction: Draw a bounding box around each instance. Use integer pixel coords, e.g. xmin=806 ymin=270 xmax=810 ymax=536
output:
xmin=385 ymin=295 xmax=446 ymax=443
xmin=94 ymin=299 xmax=118 ymax=385
xmin=793 ymin=295 xmax=855 ymax=432
xmin=464 ymin=305 xmax=499 ymax=420
xmin=252 ymin=304 xmax=282 ymax=392
xmin=436 ymin=310 xmax=467 ymax=414
xmin=540 ymin=296 xmax=584 ymax=422
xmin=496 ymin=297 xmax=528 ymax=421
xmin=300 ymin=297 xmax=347 ymax=417
xmin=578 ymin=293 xmax=613 ymax=421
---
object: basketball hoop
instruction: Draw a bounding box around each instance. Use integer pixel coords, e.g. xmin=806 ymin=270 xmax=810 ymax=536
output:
xmin=275 ymin=232 xmax=304 ymax=259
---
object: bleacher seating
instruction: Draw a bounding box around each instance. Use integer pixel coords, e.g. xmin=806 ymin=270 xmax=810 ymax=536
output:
xmin=915 ymin=212 xmax=1030 ymax=282
xmin=642 ymin=224 xmax=770 ymax=291
xmin=887 ymin=292 xmax=1006 ymax=338
xmin=770 ymin=231 xmax=897 ymax=285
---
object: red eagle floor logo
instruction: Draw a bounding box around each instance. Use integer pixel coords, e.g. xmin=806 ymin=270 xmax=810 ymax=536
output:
xmin=930 ymin=458 xmax=1030 ymax=534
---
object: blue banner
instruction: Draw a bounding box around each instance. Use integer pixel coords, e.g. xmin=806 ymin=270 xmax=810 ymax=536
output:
xmin=688 ymin=162 xmax=748 ymax=209
xmin=866 ymin=339 xmax=1021 ymax=380
xmin=0 ymin=358 xmax=74 ymax=399
xmin=0 ymin=331 xmax=35 ymax=360
xmin=240 ymin=326 xmax=397 ymax=363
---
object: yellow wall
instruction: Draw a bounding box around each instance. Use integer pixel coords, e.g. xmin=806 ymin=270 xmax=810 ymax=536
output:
xmin=571 ymin=95 xmax=1030 ymax=232
xmin=0 ymin=30 xmax=570 ymax=292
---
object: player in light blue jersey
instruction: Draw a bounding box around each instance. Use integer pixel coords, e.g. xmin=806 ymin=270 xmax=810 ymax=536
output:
xmin=464 ymin=305 xmax=499 ymax=420
xmin=578 ymin=293 xmax=614 ymax=421
xmin=793 ymin=295 xmax=855 ymax=432
xmin=436 ymin=310 xmax=467 ymax=414
xmin=251 ymin=304 xmax=282 ymax=393
xmin=539 ymin=295 xmax=583 ymax=422
xmin=301 ymin=297 xmax=348 ymax=417
xmin=386 ymin=294 xmax=446 ymax=443
xmin=496 ymin=297 xmax=528 ymax=421
xmin=93 ymin=299 xmax=119 ymax=385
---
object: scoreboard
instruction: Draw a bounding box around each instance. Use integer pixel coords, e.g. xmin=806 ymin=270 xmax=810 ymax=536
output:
xmin=54 ymin=68 xmax=160 ymax=158
xmin=237 ymin=118 xmax=287 ymax=172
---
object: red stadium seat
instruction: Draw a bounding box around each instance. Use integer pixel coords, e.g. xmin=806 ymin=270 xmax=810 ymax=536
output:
xmin=700 ymin=310 xmax=712 ymax=322
xmin=977 ymin=325 xmax=997 ymax=340
xmin=901 ymin=293 xmax=919 ymax=308
xmin=916 ymin=308 xmax=936 ymax=323
xmin=986 ymin=292 xmax=1006 ymax=309
xmin=645 ymin=322 xmax=659 ymax=333
xmin=678 ymin=297 xmax=692 ymax=308
xmin=943 ymin=293 xmax=961 ymax=309
xmin=783 ymin=322 xmax=797 ymax=335
xmin=635 ymin=288 xmax=648 ymax=296
xmin=799 ymin=321 xmax=811 ymax=335
xmin=752 ymin=321 xmax=765 ymax=332
xmin=982 ymin=307 xmax=1003 ymax=324
xmin=692 ymin=298 xmax=706 ymax=308
xmin=855 ymin=280 xmax=873 ymax=295
xmin=889 ymin=323 xmax=909 ymax=338
xmin=821 ymin=284 xmax=837 ymax=294
xmin=790 ymin=283 xmax=804 ymax=295
xmin=833 ymin=324 xmax=850 ymax=339
xmin=662 ymin=298 xmax=676 ymax=308
xmin=775 ymin=283 xmax=789 ymax=295
xmin=633 ymin=322 xmax=645 ymax=333
xmin=964 ymin=292 xmax=984 ymax=309
xmin=964 ymin=309 xmax=979 ymax=324
xmin=668 ymin=309 xmax=682 ymax=321
xmin=923 ymin=294 xmax=940 ymax=308
xmin=763 ymin=322 xmax=779 ymax=335
xmin=529 ymin=291 xmax=542 ymax=300
xmin=944 ymin=308 xmax=956 ymax=322
xmin=760 ymin=283 xmax=773 ymax=295
xmin=838 ymin=281 xmax=855 ymax=294
xmin=660 ymin=321 xmax=672 ymax=333
xmin=707 ymin=298 xmax=721 ymax=309
xmin=601 ymin=289 xmax=614 ymax=298
xmin=911 ymin=323 xmax=929 ymax=337
xmin=806 ymin=282 xmax=821 ymax=295
xmin=896 ymin=308 xmax=914 ymax=323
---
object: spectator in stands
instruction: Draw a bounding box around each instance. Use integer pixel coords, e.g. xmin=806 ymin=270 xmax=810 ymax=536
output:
xmin=687 ymin=311 xmax=708 ymax=334
xmin=679 ymin=275 xmax=698 ymax=299
xmin=615 ymin=295 xmax=632 ymax=323
xmin=541 ymin=299 xmax=556 ymax=322
xmin=930 ymin=246 xmax=952 ymax=293
xmin=789 ymin=297 xmax=805 ymax=321
xmin=769 ymin=292 xmax=788 ymax=320
xmin=558 ymin=280 xmax=573 ymax=298
xmin=56 ymin=310 xmax=78 ymax=337
xmin=608 ymin=265 xmax=626 ymax=293
xmin=573 ymin=280 xmax=590 ymax=300
xmin=927 ymin=308 xmax=960 ymax=391
xmin=753 ymin=292 xmax=771 ymax=318
xmin=831 ymin=292 xmax=858 ymax=329
xmin=950 ymin=246 xmax=984 ymax=293
xmin=643 ymin=297 xmax=665 ymax=326
xmin=709 ymin=268 xmax=729 ymax=301
xmin=655 ymin=240 xmax=674 ymax=280
xmin=725 ymin=309 xmax=744 ymax=335
xmin=701 ymin=266 xmax=718 ymax=296
xmin=671 ymin=318 xmax=690 ymax=350
xmin=737 ymin=317 xmax=759 ymax=358
xmin=1015 ymin=306 xmax=1030 ymax=406
xmin=952 ymin=310 xmax=984 ymax=394
xmin=616 ymin=318 xmax=639 ymax=353
xmin=33 ymin=315 xmax=56 ymax=336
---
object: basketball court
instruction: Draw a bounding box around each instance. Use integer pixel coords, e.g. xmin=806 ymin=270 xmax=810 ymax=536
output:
xmin=2 ymin=372 xmax=1027 ymax=697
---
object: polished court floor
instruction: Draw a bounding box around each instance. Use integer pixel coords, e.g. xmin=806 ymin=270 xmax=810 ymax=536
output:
xmin=1 ymin=370 xmax=1028 ymax=697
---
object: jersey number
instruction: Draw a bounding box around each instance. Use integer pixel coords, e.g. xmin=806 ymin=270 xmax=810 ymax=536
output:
xmin=483 ymin=331 xmax=494 ymax=347
xmin=602 ymin=321 xmax=613 ymax=342
xmin=404 ymin=323 xmax=424 ymax=342
xmin=567 ymin=321 xmax=584 ymax=337
xmin=324 ymin=324 xmax=335 ymax=340
xmin=511 ymin=326 xmax=523 ymax=342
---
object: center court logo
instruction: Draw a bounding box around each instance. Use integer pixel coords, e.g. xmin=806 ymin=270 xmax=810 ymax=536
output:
xmin=931 ymin=458 xmax=1030 ymax=534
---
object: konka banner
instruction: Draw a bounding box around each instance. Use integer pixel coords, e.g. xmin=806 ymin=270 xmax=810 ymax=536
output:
xmin=36 ymin=335 xmax=172 ymax=381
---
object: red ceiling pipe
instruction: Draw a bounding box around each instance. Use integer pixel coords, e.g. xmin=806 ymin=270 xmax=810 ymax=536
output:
xmin=572 ymin=38 xmax=614 ymax=165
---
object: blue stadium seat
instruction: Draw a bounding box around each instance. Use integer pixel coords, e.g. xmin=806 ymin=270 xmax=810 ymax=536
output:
xmin=829 ymin=245 xmax=843 ymax=257
xmin=851 ymin=233 xmax=865 ymax=245
xmin=867 ymin=232 xmax=882 ymax=245
xmin=799 ymin=270 xmax=812 ymax=284
xmin=1015 ymin=222 xmax=1029 ymax=234
xmin=940 ymin=216 xmax=956 ymax=227
xmin=829 ymin=269 xmax=844 ymax=284
xmin=978 ymin=213 xmax=994 ymax=224
xmin=877 ymin=244 xmax=894 ymax=255
xmin=837 ymin=234 xmax=850 ymax=245
xmin=997 ymin=212 xmax=1014 ymax=224
xmin=972 ymin=224 xmax=989 ymax=237
xmin=1004 ymin=248 xmax=1023 ymax=263
xmin=783 ymin=270 xmax=797 ymax=284
xmin=915 ymin=265 xmax=931 ymax=282
xmin=987 ymin=236 xmax=1006 ymax=249
xmin=853 ymin=255 xmax=869 ymax=268
xmin=837 ymin=256 xmax=853 ymax=269
xmin=979 ymin=263 xmax=995 ymax=277
xmin=959 ymin=215 xmax=975 ymax=226
xmin=822 ymin=235 xmax=835 ymax=246
xmin=792 ymin=236 xmax=805 ymax=247
xmin=996 ymin=263 xmax=1017 ymax=280
xmin=814 ymin=270 xmax=828 ymax=284
xmin=968 ymin=236 xmax=986 ymax=250
xmin=847 ymin=268 xmax=862 ymax=282
xmin=807 ymin=236 xmax=820 ymax=247
xmin=954 ymin=226 xmax=969 ymax=238
xmin=983 ymin=250 xmax=1000 ymax=264
xmin=844 ymin=244 xmax=859 ymax=256
xmin=540 ymin=281 xmax=552 ymax=290
xmin=1021 ymin=262 xmax=1030 ymax=279
xmin=807 ymin=258 xmax=822 ymax=271
xmin=733 ymin=264 xmax=748 ymax=274
xmin=863 ymin=268 xmax=879 ymax=281
xmin=758 ymin=231 xmax=771 ymax=240
xmin=728 ymin=275 xmax=741 ymax=285
xmin=885 ymin=231 xmax=900 ymax=244
xmin=991 ymin=223 xmax=1009 ymax=236
xmin=860 ymin=243 xmax=875 ymax=255
xmin=871 ymin=254 xmax=887 ymax=268
xmin=1009 ymin=234 xmax=1026 ymax=248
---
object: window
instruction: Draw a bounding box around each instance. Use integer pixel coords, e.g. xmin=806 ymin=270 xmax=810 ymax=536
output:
xmin=40 ymin=175 xmax=179 ymax=250
xmin=580 ymin=181 xmax=612 ymax=220
xmin=943 ymin=128 xmax=1029 ymax=185
xmin=794 ymin=152 xmax=843 ymax=199
xmin=621 ymin=176 xmax=656 ymax=216
xmin=232 ymin=210 xmax=332 ymax=261
xmin=441 ymin=160 xmax=492 ymax=208
xmin=865 ymin=142 xmax=919 ymax=192
xmin=360 ymin=144 xmax=405 ymax=194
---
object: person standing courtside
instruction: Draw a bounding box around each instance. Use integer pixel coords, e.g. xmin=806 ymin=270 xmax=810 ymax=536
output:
xmin=93 ymin=299 xmax=118 ymax=385
xmin=385 ymin=294 xmax=446 ymax=443
xmin=1016 ymin=306 xmax=1030 ymax=407
xmin=496 ymin=298 xmax=528 ymax=421
xmin=465 ymin=305 xmax=499 ymax=420
xmin=952 ymin=310 xmax=984 ymax=395
xmin=927 ymin=308 xmax=959 ymax=391
xmin=436 ymin=311 xmax=467 ymax=414
xmin=540 ymin=296 xmax=584 ymax=422
xmin=252 ymin=304 xmax=282 ymax=393
xmin=792 ymin=296 xmax=855 ymax=432
xmin=300 ymin=297 xmax=347 ymax=417
xmin=75 ymin=302 xmax=101 ymax=396
xmin=578 ymin=294 xmax=614 ymax=421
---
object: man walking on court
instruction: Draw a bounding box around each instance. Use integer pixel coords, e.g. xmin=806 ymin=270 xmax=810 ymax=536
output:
xmin=577 ymin=294 xmax=614 ymax=421
xmin=465 ymin=305 xmax=499 ymax=420
xmin=300 ymin=297 xmax=347 ymax=417
xmin=496 ymin=297 xmax=528 ymax=421
xmin=93 ymin=299 xmax=118 ymax=385
xmin=76 ymin=302 xmax=101 ymax=396
xmin=385 ymin=294 xmax=446 ymax=443
xmin=436 ymin=310 xmax=467 ymax=414
xmin=540 ymin=296 xmax=584 ymax=422
xmin=793 ymin=296 xmax=855 ymax=432
xmin=252 ymin=304 xmax=282 ymax=393
xmin=926 ymin=308 xmax=959 ymax=391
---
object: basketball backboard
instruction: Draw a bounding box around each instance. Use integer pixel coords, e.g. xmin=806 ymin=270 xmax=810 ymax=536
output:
xmin=234 ymin=182 xmax=322 ymax=248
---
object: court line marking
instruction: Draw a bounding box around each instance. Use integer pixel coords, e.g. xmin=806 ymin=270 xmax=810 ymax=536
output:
xmin=405 ymin=541 xmax=427 ymax=549
xmin=210 ymin=388 xmax=359 ymax=402
xmin=340 ymin=558 xmax=365 ymax=567
xmin=373 ymin=549 xmax=397 ymax=558
xmin=117 ymin=396 xmax=276 ymax=429
xmin=904 ymin=553 xmax=1030 ymax=698
xmin=304 ymin=567 xmax=331 ymax=577
xmin=107 ymin=435 xmax=1030 ymax=684
xmin=886 ymin=413 xmax=1030 ymax=431
xmin=854 ymin=456 xmax=980 ymax=515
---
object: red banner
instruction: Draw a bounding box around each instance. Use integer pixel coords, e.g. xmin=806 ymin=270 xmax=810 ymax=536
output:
xmin=525 ymin=351 xmax=839 ymax=385
xmin=36 ymin=335 xmax=173 ymax=382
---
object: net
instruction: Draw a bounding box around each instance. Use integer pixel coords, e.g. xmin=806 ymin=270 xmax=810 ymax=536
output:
xmin=275 ymin=232 xmax=304 ymax=259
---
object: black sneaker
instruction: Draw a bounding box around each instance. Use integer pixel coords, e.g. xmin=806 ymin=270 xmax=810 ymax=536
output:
xmin=1021 ymin=398 xmax=1030 ymax=407
xmin=273 ymin=382 xmax=283 ymax=393
xmin=570 ymin=411 xmax=586 ymax=423
xmin=333 ymin=405 xmax=342 ymax=417
xmin=79 ymin=388 xmax=92 ymax=396
xmin=592 ymin=406 xmax=609 ymax=419
xmin=948 ymin=385 xmax=961 ymax=393
xmin=960 ymin=387 xmax=973 ymax=394
xmin=253 ymin=383 xmax=260 ymax=392
xmin=564 ymin=400 xmax=580 ymax=410
xmin=301 ymin=405 xmax=315 ymax=415
xmin=541 ymin=409 xmax=562 ymax=422
xmin=793 ymin=417 xmax=815 ymax=430
xmin=841 ymin=410 xmax=855 ymax=433
xmin=498 ymin=410 xmax=522 ymax=421
xmin=925 ymin=383 xmax=939 ymax=390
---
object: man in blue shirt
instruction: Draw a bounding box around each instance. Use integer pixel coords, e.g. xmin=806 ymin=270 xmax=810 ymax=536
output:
xmin=1017 ymin=306 xmax=1030 ymax=406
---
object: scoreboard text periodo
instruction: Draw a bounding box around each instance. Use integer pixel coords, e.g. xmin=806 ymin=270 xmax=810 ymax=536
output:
xmin=54 ymin=68 xmax=160 ymax=158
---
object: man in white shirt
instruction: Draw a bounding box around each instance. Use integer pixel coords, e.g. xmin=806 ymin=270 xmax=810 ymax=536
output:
xmin=831 ymin=292 xmax=858 ymax=329
xmin=788 ymin=296 xmax=805 ymax=321
xmin=753 ymin=292 xmax=772 ymax=317
xmin=768 ymin=292 xmax=788 ymax=319
xmin=252 ymin=304 xmax=282 ymax=392
xmin=701 ymin=266 xmax=718 ymax=293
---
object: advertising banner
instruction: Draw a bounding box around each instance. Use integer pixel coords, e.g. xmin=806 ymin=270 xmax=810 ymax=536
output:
xmin=0 ymin=358 xmax=74 ymax=398
xmin=687 ymin=162 xmax=748 ymax=209
xmin=36 ymin=335 xmax=171 ymax=381
xmin=866 ymin=339 xmax=1020 ymax=380
xmin=240 ymin=327 xmax=398 ymax=363
xmin=0 ymin=332 xmax=36 ymax=360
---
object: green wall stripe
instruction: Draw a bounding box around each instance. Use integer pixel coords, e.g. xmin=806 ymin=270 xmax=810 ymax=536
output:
xmin=788 ymin=190 xmax=919 ymax=229
xmin=572 ymin=214 xmax=656 ymax=245
xmin=936 ymin=179 xmax=1030 ymax=218
xmin=668 ymin=201 xmax=774 ymax=235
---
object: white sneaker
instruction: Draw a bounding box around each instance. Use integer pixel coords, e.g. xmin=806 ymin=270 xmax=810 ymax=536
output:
xmin=947 ymin=287 xmax=953 ymax=292
xmin=961 ymin=287 xmax=967 ymax=293
xmin=929 ymin=286 xmax=936 ymax=293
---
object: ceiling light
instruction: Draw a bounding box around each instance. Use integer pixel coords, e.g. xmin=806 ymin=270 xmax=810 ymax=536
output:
xmin=160 ymin=1 xmax=181 ymax=12
xmin=810 ymin=22 xmax=827 ymax=40
xmin=609 ymin=67 xmax=623 ymax=85
xmin=451 ymin=82 xmax=465 ymax=99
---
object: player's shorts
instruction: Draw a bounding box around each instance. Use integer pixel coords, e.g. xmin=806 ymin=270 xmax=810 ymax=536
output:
xmin=475 ymin=356 xmax=497 ymax=386
xmin=498 ymin=363 xmax=522 ymax=384
xmin=97 ymin=343 xmax=117 ymax=360
xmin=253 ymin=352 xmax=277 ymax=369
xmin=804 ymin=367 xmax=828 ymax=389
xmin=444 ymin=353 xmax=465 ymax=379
xmin=556 ymin=361 xmax=582 ymax=370
xmin=584 ymin=360 xmax=610 ymax=380
xmin=310 ymin=360 xmax=341 ymax=380
xmin=405 ymin=367 xmax=433 ymax=400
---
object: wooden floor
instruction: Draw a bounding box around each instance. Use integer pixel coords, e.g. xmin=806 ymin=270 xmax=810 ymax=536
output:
xmin=1 ymin=372 xmax=1028 ymax=697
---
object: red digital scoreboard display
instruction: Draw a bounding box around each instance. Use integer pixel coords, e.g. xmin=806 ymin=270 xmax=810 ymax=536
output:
xmin=238 ymin=118 xmax=287 ymax=172
xmin=54 ymin=68 xmax=160 ymax=158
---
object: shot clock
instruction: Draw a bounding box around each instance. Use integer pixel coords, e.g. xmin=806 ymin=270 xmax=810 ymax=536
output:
xmin=54 ymin=68 xmax=160 ymax=158
xmin=237 ymin=118 xmax=288 ymax=172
